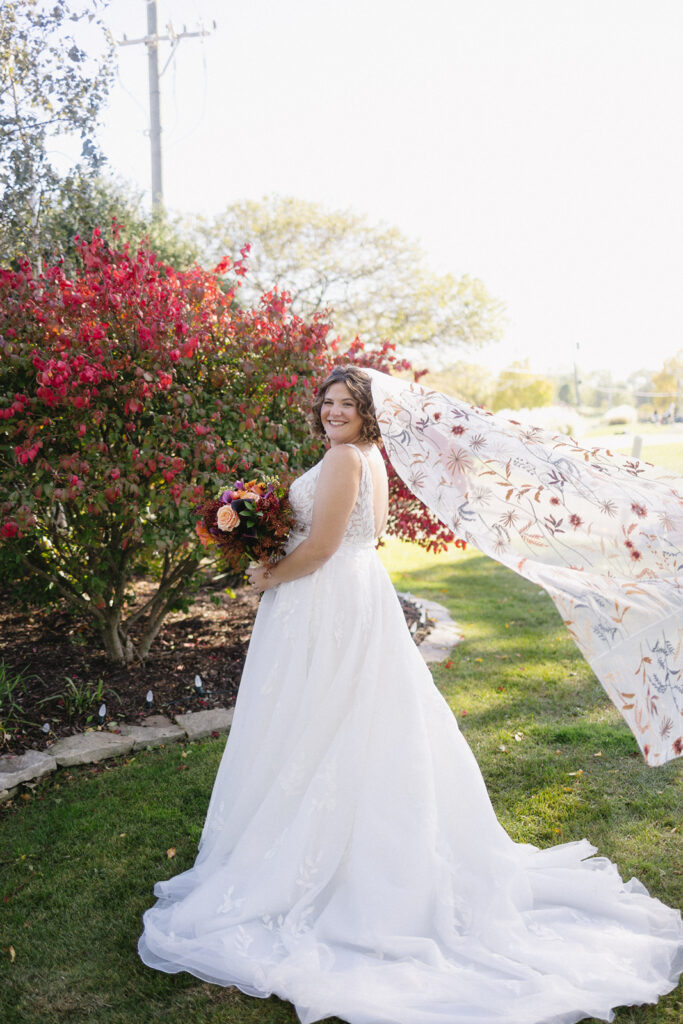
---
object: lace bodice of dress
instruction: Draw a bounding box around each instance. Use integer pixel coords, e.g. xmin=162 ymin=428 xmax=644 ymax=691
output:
xmin=288 ymin=444 xmax=376 ymax=546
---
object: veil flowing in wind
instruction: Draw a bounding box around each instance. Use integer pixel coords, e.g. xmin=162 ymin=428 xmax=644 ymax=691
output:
xmin=368 ymin=369 xmax=683 ymax=766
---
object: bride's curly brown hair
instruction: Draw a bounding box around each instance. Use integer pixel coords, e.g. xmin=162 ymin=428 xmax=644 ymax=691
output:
xmin=310 ymin=366 xmax=382 ymax=445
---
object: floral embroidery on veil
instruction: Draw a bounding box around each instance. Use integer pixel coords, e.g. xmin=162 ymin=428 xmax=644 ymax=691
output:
xmin=368 ymin=369 xmax=683 ymax=765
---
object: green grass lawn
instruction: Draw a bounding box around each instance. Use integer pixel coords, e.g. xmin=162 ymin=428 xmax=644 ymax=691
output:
xmin=582 ymin=421 xmax=683 ymax=440
xmin=1 ymin=543 xmax=681 ymax=1024
xmin=580 ymin=423 xmax=683 ymax=475
xmin=616 ymin=442 xmax=683 ymax=474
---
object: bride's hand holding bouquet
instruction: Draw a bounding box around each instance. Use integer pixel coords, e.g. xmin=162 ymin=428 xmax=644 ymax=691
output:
xmin=195 ymin=474 xmax=293 ymax=586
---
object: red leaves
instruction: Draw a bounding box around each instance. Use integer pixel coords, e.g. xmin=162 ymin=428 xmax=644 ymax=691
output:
xmin=13 ymin=442 xmax=41 ymax=465
xmin=0 ymin=226 xmax=449 ymax=662
xmin=384 ymin=461 xmax=458 ymax=551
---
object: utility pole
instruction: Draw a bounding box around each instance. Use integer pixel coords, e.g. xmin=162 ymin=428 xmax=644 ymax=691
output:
xmin=573 ymin=342 xmax=581 ymax=408
xmin=146 ymin=0 xmax=162 ymax=209
xmin=117 ymin=2 xmax=215 ymax=211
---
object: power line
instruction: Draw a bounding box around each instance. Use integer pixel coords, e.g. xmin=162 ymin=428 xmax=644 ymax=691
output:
xmin=592 ymin=385 xmax=679 ymax=398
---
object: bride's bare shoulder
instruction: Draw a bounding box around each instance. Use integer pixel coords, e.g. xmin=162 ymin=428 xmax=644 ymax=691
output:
xmin=322 ymin=444 xmax=362 ymax=465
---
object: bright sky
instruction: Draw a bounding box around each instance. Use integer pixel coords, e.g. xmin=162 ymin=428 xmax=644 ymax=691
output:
xmin=81 ymin=0 xmax=683 ymax=377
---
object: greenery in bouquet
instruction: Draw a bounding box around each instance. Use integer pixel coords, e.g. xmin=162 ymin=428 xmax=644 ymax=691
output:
xmin=196 ymin=476 xmax=294 ymax=574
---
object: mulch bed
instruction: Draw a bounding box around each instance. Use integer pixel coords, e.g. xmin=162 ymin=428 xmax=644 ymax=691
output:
xmin=0 ymin=582 xmax=428 ymax=757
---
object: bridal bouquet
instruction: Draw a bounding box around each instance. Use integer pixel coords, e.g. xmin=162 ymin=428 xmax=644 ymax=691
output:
xmin=195 ymin=476 xmax=294 ymax=573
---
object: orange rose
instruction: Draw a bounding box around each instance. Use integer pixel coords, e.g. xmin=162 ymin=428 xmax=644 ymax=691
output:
xmin=241 ymin=490 xmax=261 ymax=502
xmin=216 ymin=505 xmax=240 ymax=531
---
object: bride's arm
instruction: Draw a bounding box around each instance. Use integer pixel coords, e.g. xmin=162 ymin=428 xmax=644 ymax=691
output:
xmin=247 ymin=445 xmax=362 ymax=592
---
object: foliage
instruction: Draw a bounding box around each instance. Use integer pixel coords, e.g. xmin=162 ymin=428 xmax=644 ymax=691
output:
xmin=554 ymin=369 xmax=652 ymax=413
xmin=0 ymin=659 xmax=40 ymax=742
xmin=37 ymin=674 xmax=111 ymax=725
xmin=0 ymin=232 xmax=453 ymax=665
xmin=421 ymin=361 xmax=495 ymax=407
xmin=194 ymin=195 xmax=506 ymax=360
xmin=490 ymin=360 xmax=555 ymax=412
xmin=651 ymin=350 xmax=683 ymax=413
xmin=39 ymin=174 xmax=200 ymax=272
xmin=0 ymin=0 xmax=115 ymax=265
xmin=627 ymin=368 xmax=657 ymax=412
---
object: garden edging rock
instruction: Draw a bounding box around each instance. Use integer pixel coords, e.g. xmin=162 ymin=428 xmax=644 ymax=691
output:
xmin=0 ymin=594 xmax=460 ymax=801
xmin=0 ymin=749 xmax=57 ymax=801
xmin=118 ymin=721 xmax=186 ymax=750
xmin=174 ymin=708 xmax=235 ymax=740
xmin=49 ymin=731 xmax=136 ymax=767
xmin=399 ymin=592 xmax=463 ymax=664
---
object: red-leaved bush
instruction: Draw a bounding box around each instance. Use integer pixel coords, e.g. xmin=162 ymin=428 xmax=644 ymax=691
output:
xmin=0 ymin=230 xmax=455 ymax=664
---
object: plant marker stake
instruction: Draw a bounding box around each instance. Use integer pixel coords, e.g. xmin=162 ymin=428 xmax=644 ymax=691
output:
xmin=146 ymin=690 xmax=153 ymax=709
xmin=98 ymin=703 xmax=106 ymax=725
xmin=194 ymin=674 xmax=204 ymax=696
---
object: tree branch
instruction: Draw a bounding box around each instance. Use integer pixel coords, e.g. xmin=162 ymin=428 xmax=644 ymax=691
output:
xmin=135 ymin=564 xmax=200 ymax=661
xmin=125 ymin=551 xmax=199 ymax=629
xmin=19 ymin=551 xmax=104 ymax=621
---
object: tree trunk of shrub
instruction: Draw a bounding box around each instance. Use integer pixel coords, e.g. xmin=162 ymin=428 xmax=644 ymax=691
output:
xmin=100 ymin=611 xmax=135 ymax=666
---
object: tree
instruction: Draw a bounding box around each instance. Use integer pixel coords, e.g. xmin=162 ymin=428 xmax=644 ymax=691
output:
xmin=557 ymin=382 xmax=573 ymax=405
xmin=0 ymin=0 xmax=115 ymax=263
xmin=0 ymin=233 xmax=331 ymax=664
xmin=194 ymin=196 xmax=506 ymax=360
xmin=490 ymin=362 xmax=555 ymax=412
xmin=41 ymin=174 xmax=200 ymax=271
xmin=0 ymin=232 xmax=455 ymax=665
xmin=579 ymin=370 xmax=633 ymax=411
xmin=421 ymin=362 xmax=495 ymax=408
xmin=651 ymin=351 xmax=683 ymax=414
xmin=627 ymin=368 xmax=655 ymax=413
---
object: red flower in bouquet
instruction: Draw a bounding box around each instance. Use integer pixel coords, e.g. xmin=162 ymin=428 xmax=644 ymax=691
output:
xmin=196 ymin=474 xmax=294 ymax=573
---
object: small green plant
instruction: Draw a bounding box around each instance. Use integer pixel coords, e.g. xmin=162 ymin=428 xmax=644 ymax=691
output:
xmin=0 ymin=659 xmax=41 ymax=733
xmin=39 ymin=677 xmax=119 ymax=724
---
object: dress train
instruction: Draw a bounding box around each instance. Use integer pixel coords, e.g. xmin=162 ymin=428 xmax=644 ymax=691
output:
xmin=139 ymin=446 xmax=682 ymax=1024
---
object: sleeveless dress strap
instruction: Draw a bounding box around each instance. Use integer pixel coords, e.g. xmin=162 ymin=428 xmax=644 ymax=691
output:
xmin=343 ymin=443 xmax=370 ymax=490
xmin=343 ymin=443 xmax=376 ymax=540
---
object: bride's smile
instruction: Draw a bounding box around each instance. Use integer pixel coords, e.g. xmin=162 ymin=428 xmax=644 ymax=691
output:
xmin=321 ymin=382 xmax=363 ymax=446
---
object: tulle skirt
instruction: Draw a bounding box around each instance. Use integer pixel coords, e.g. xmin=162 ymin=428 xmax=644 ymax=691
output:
xmin=139 ymin=542 xmax=683 ymax=1024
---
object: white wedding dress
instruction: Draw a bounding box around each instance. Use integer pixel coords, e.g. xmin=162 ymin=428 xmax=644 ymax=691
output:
xmin=139 ymin=445 xmax=682 ymax=1024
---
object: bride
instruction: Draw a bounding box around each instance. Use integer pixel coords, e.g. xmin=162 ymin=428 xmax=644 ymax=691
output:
xmin=138 ymin=366 xmax=682 ymax=1024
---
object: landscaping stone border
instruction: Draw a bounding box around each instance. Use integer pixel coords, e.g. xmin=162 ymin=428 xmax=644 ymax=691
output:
xmin=0 ymin=708 xmax=235 ymax=802
xmin=0 ymin=595 xmax=461 ymax=801
xmin=398 ymin=592 xmax=464 ymax=664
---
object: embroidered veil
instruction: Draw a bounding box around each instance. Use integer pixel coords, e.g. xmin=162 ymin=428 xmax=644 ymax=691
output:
xmin=368 ymin=369 xmax=683 ymax=766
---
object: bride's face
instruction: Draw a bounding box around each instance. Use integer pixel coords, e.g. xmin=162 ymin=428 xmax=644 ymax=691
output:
xmin=321 ymin=382 xmax=363 ymax=446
